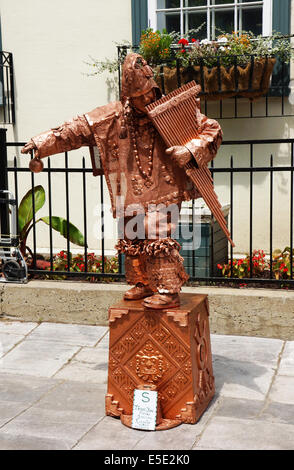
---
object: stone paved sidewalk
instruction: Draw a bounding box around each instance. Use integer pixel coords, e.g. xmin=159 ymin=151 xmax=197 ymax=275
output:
xmin=0 ymin=320 xmax=293 ymax=450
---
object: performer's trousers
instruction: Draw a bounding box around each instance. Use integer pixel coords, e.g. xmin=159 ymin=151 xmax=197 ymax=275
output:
xmin=116 ymin=204 xmax=189 ymax=294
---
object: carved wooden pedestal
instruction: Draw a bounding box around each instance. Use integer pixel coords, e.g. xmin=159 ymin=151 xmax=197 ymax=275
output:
xmin=105 ymin=293 xmax=215 ymax=430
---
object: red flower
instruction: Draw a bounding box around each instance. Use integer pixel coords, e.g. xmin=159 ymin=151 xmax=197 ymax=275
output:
xmin=181 ymin=49 xmax=186 ymax=53
xmin=284 ymin=267 xmax=288 ymax=273
xmin=178 ymin=38 xmax=189 ymax=46
xmin=217 ymin=264 xmax=223 ymax=269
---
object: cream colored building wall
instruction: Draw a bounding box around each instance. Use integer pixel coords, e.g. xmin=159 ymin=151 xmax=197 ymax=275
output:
xmin=0 ymin=0 xmax=132 ymax=254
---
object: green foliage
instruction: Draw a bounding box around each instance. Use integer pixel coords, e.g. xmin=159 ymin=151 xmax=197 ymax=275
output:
xmin=18 ymin=185 xmax=45 ymax=239
xmin=178 ymin=31 xmax=294 ymax=68
xmin=217 ymin=247 xmax=294 ymax=281
xmin=18 ymin=186 xmax=85 ymax=256
xmin=41 ymin=217 xmax=85 ymax=247
xmin=51 ymin=251 xmax=119 ymax=282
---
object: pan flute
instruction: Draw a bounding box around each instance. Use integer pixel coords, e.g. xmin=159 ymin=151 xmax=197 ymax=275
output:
xmin=146 ymin=81 xmax=234 ymax=247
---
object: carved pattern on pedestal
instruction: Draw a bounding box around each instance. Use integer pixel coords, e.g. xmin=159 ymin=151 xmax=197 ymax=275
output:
xmin=105 ymin=393 xmax=124 ymax=417
xmin=134 ymin=340 xmax=168 ymax=383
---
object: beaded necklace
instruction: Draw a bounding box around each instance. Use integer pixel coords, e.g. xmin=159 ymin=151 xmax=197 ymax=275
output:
xmin=129 ymin=117 xmax=155 ymax=189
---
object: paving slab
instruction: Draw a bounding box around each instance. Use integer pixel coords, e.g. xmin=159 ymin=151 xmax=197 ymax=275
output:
xmin=26 ymin=322 xmax=108 ymax=347
xmin=0 ymin=321 xmax=37 ymax=335
xmin=194 ymin=416 xmax=294 ymax=450
xmin=0 ymin=333 xmax=26 ymax=357
xmin=53 ymin=346 xmax=109 ymax=383
xmin=0 ymin=400 xmax=29 ymax=427
xmin=0 ymin=432 xmax=71 ymax=450
xmin=0 ymin=339 xmax=81 ymax=377
xmin=0 ymin=407 xmax=101 ymax=448
xmin=211 ymin=335 xmax=283 ymax=401
xmin=278 ymin=342 xmax=294 ymax=376
xmin=33 ymin=381 xmax=107 ymax=417
xmin=268 ymin=375 xmax=294 ymax=404
xmin=0 ymin=373 xmax=59 ymax=404
xmin=73 ymin=416 xmax=146 ymax=450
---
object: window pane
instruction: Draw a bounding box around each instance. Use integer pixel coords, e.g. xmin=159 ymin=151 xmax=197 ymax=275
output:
xmin=241 ymin=8 xmax=262 ymax=35
xmin=186 ymin=0 xmax=207 ymax=6
xmin=213 ymin=9 xmax=234 ymax=37
xmin=157 ymin=11 xmax=181 ymax=33
xmin=214 ymin=0 xmax=234 ymax=4
xmin=157 ymin=0 xmax=180 ymax=9
xmin=187 ymin=12 xmax=207 ymax=40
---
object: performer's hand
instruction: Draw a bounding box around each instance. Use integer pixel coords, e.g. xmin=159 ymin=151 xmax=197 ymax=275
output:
xmin=21 ymin=140 xmax=38 ymax=155
xmin=165 ymin=146 xmax=192 ymax=168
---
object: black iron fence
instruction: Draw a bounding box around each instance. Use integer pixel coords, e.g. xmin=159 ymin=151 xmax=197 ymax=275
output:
xmin=0 ymin=52 xmax=15 ymax=125
xmin=1 ymin=132 xmax=294 ymax=287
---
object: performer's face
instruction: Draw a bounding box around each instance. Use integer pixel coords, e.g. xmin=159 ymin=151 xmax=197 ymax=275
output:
xmin=130 ymin=88 xmax=156 ymax=115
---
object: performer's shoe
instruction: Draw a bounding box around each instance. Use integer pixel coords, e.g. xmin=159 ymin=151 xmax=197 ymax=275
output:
xmin=124 ymin=283 xmax=153 ymax=301
xmin=142 ymin=293 xmax=180 ymax=309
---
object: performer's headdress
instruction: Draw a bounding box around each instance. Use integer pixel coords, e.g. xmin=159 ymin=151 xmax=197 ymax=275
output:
xmin=119 ymin=53 xmax=161 ymax=138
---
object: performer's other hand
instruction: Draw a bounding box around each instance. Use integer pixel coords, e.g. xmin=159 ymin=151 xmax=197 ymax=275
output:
xmin=165 ymin=146 xmax=192 ymax=168
xmin=21 ymin=141 xmax=37 ymax=155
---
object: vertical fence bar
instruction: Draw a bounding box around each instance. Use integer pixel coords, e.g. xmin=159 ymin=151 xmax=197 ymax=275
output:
xmin=30 ymin=154 xmax=37 ymax=268
xmin=210 ymin=159 xmax=214 ymax=276
xmin=47 ymin=157 xmax=54 ymax=271
xmin=249 ymin=143 xmax=253 ymax=277
xmin=290 ymin=144 xmax=293 ymax=279
xmin=269 ymin=154 xmax=273 ymax=278
xmin=192 ymin=198 xmax=195 ymax=278
xmin=5 ymin=65 xmax=11 ymax=124
xmin=65 ymin=152 xmax=70 ymax=272
xmin=100 ymin=174 xmax=105 ymax=273
xmin=0 ymin=129 xmax=9 ymax=235
xmin=281 ymin=61 xmax=285 ymax=116
xmin=13 ymin=156 xmax=19 ymax=236
xmin=82 ymin=157 xmax=88 ymax=272
xmin=9 ymin=53 xmax=15 ymax=124
xmin=1 ymin=55 xmax=7 ymax=124
xmin=230 ymin=156 xmax=234 ymax=277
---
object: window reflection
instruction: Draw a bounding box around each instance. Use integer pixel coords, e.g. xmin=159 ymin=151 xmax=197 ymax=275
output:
xmin=157 ymin=0 xmax=180 ymax=8
xmin=213 ymin=10 xmax=234 ymax=38
xmin=157 ymin=11 xmax=181 ymax=33
xmin=242 ymin=7 xmax=262 ymax=35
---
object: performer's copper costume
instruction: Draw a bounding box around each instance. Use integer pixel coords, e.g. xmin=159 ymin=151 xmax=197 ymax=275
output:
xmin=23 ymin=53 xmax=222 ymax=308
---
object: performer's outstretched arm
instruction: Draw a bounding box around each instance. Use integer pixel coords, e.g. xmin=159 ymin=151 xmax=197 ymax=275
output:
xmin=21 ymin=115 xmax=96 ymax=159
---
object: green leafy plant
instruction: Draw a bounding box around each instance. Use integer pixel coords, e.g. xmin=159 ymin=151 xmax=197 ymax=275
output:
xmin=18 ymin=185 xmax=85 ymax=263
xmin=217 ymin=249 xmax=268 ymax=279
xmin=272 ymin=247 xmax=294 ymax=280
xmin=177 ymin=31 xmax=294 ymax=68
xmin=51 ymin=251 xmax=119 ymax=282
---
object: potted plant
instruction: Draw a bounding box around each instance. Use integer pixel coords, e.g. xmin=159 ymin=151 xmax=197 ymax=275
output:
xmin=139 ymin=29 xmax=293 ymax=100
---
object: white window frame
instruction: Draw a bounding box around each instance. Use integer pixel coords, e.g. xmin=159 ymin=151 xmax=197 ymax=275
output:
xmin=148 ymin=0 xmax=272 ymax=38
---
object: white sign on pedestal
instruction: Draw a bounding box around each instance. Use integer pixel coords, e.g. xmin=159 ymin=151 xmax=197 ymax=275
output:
xmin=132 ymin=389 xmax=158 ymax=431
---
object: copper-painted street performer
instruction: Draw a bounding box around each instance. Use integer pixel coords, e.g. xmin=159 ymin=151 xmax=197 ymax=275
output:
xmin=22 ymin=53 xmax=222 ymax=309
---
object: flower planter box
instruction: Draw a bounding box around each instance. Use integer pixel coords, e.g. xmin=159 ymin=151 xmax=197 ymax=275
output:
xmin=155 ymin=57 xmax=276 ymax=100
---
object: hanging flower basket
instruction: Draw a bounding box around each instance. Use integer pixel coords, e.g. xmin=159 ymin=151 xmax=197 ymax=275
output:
xmin=155 ymin=57 xmax=276 ymax=101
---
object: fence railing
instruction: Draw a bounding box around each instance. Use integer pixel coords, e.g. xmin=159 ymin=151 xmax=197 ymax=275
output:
xmin=1 ymin=133 xmax=294 ymax=287
xmin=0 ymin=52 xmax=15 ymax=125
